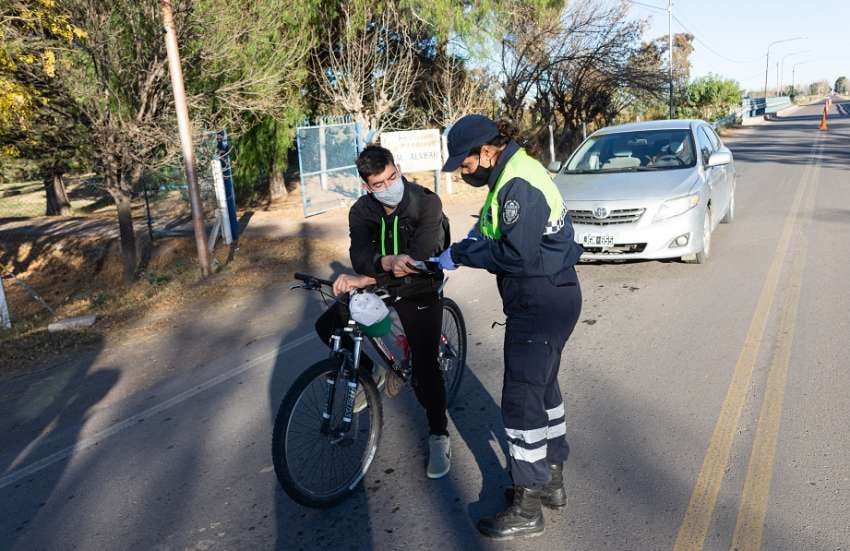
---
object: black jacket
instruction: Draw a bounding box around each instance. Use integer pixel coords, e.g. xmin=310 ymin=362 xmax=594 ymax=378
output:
xmin=349 ymin=179 xmax=449 ymax=297
xmin=450 ymin=141 xmax=582 ymax=285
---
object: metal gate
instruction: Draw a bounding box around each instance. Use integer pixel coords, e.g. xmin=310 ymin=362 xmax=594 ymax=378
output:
xmin=295 ymin=118 xmax=363 ymax=217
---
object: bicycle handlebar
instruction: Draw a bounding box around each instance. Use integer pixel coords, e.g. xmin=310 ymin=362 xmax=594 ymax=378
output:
xmin=293 ymin=272 xmax=333 ymax=288
xmin=293 ymin=261 xmax=442 ymax=296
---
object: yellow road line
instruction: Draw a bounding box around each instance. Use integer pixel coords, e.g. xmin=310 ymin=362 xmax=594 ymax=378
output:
xmin=729 ymin=146 xmax=821 ymax=551
xmin=673 ymin=132 xmax=824 ymax=551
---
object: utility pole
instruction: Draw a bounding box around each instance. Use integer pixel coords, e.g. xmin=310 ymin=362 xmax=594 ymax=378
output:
xmin=776 ymin=62 xmax=780 ymax=95
xmin=791 ymin=60 xmax=811 ymax=97
xmin=780 ymin=50 xmax=811 ymax=95
xmin=668 ymin=0 xmax=674 ymax=119
xmin=161 ymin=0 xmax=211 ymax=278
xmin=764 ymin=37 xmax=807 ymax=100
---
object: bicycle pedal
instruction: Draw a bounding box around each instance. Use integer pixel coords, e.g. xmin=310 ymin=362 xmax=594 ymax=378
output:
xmin=385 ymin=369 xmax=405 ymax=398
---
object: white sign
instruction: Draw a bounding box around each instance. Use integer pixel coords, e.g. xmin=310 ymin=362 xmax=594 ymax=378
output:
xmin=381 ymin=129 xmax=443 ymax=173
xmin=0 ymin=276 xmax=10 ymax=330
xmin=210 ymin=159 xmax=233 ymax=244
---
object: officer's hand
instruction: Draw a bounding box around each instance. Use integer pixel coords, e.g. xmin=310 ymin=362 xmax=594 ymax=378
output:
xmin=390 ymin=254 xmax=418 ymax=278
xmin=435 ymin=247 xmax=458 ymax=271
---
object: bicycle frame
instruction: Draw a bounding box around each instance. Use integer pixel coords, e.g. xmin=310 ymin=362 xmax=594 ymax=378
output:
xmin=292 ymin=271 xmax=450 ymax=441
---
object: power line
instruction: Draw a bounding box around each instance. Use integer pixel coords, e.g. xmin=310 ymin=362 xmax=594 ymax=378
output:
xmin=626 ymin=0 xmax=667 ymax=12
xmin=629 ymin=0 xmax=764 ymax=65
xmin=671 ymin=13 xmax=762 ymax=65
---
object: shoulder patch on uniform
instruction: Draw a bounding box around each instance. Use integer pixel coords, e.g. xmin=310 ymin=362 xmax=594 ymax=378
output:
xmin=503 ymin=199 xmax=520 ymax=224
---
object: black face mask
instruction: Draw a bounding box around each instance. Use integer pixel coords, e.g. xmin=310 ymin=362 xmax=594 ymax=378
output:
xmin=461 ymin=157 xmax=492 ymax=187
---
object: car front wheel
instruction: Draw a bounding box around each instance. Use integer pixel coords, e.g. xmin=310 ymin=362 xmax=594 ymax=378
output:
xmin=683 ymin=207 xmax=711 ymax=264
xmin=721 ymin=188 xmax=735 ymax=224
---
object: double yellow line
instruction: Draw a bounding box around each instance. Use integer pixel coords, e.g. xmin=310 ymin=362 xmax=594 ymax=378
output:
xmin=673 ymin=132 xmax=824 ymax=551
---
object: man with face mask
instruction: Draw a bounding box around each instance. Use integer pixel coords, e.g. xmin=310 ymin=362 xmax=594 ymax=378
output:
xmin=314 ymin=145 xmax=453 ymax=479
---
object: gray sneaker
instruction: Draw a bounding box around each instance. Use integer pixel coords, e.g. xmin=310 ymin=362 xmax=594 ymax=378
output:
xmin=427 ymin=435 xmax=451 ymax=479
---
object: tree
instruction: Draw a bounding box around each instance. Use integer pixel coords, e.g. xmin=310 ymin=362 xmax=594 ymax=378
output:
xmin=187 ymin=0 xmax=320 ymax=201
xmin=410 ymin=45 xmax=492 ymax=129
xmin=680 ymin=75 xmax=743 ymax=121
xmin=835 ymin=76 xmax=848 ymax=95
xmin=61 ymin=0 xmax=189 ymax=280
xmin=314 ymin=2 xmax=419 ymax=140
xmin=808 ymin=80 xmax=830 ymax=96
xmin=496 ymin=0 xmax=666 ymax=156
xmin=0 ymin=0 xmax=89 ymax=216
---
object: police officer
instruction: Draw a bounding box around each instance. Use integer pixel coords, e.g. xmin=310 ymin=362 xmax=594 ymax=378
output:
xmin=437 ymin=115 xmax=583 ymax=539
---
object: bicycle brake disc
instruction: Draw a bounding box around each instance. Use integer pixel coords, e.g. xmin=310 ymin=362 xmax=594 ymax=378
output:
xmin=385 ymin=368 xmax=405 ymax=398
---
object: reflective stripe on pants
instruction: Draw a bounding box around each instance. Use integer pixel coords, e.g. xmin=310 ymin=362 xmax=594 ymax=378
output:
xmin=498 ymin=275 xmax=581 ymax=488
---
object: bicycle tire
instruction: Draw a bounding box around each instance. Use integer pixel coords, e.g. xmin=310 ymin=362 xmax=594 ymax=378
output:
xmin=272 ymin=358 xmax=383 ymax=508
xmin=441 ymin=297 xmax=467 ymax=406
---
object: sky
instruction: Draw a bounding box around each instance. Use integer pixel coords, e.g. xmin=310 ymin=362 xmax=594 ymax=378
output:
xmin=627 ymin=0 xmax=850 ymax=93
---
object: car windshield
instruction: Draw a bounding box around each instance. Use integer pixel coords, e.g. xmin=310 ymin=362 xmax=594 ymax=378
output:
xmin=564 ymin=129 xmax=696 ymax=173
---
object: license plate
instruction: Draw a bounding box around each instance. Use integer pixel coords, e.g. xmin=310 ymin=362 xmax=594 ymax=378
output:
xmin=581 ymin=234 xmax=615 ymax=248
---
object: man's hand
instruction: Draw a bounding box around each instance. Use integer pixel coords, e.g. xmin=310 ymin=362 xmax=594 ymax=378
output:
xmin=332 ymin=274 xmax=375 ymax=296
xmin=380 ymin=254 xmax=419 ymax=278
xmin=389 ymin=254 xmax=418 ymax=278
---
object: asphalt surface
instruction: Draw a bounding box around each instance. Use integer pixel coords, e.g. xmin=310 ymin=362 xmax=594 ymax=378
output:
xmin=2 ymin=97 xmax=849 ymax=551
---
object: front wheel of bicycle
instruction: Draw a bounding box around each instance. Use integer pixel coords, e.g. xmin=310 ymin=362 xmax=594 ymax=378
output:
xmin=440 ymin=297 xmax=467 ymax=406
xmin=272 ymin=358 xmax=383 ymax=508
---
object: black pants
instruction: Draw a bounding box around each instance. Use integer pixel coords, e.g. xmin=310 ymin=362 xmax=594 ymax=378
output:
xmin=315 ymin=292 xmax=448 ymax=436
xmin=497 ymin=272 xmax=582 ymax=489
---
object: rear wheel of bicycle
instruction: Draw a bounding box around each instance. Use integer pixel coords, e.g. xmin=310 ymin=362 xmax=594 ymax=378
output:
xmin=272 ymin=358 xmax=383 ymax=508
xmin=440 ymin=297 xmax=467 ymax=406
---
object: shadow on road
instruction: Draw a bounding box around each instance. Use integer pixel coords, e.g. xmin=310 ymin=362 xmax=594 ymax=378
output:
xmin=266 ymin=227 xmax=510 ymax=549
xmin=0 ymin=333 xmax=115 ymax=547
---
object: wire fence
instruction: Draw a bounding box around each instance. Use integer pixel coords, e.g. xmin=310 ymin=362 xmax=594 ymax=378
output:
xmin=295 ymin=119 xmax=363 ymax=217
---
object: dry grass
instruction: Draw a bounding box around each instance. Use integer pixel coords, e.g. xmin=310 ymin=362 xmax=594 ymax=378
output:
xmin=0 ymin=229 xmax=347 ymax=371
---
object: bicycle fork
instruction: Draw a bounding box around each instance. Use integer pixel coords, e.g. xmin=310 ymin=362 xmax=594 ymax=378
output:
xmin=321 ymin=332 xmax=363 ymax=441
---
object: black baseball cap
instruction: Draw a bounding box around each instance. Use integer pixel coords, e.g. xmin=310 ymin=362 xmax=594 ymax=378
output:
xmin=441 ymin=114 xmax=500 ymax=172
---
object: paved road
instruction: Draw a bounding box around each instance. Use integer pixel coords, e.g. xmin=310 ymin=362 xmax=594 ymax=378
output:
xmin=2 ymin=98 xmax=849 ymax=551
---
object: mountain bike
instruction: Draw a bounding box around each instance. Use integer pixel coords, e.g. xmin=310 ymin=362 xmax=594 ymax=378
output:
xmin=272 ymin=266 xmax=467 ymax=508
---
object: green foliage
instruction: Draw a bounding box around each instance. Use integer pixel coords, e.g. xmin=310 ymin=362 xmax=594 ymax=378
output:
xmin=230 ymin=115 xmax=299 ymax=202
xmin=835 ymin=76 xmax=848 ymax=95
xmin=89 ymin=291 xmax=110 ymax=308
xmin=808 ymin=80 xmax=831 ymax=96
xmin=0 ymin=1 xmax=89 ymax=167
xmin=678 ymin=75 xmax=743 ymax=121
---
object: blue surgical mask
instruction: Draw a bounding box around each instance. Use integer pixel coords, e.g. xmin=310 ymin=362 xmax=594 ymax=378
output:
xmin=371 ymin=177 xmax=404 ymax=207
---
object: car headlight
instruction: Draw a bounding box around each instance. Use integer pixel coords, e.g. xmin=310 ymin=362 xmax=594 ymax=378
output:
xmin=654 ymin=194 xmax=700 ymax=222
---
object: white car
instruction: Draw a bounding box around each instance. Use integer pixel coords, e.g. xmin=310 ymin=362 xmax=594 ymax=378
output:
xmin=553 ymin=119 xmax=736 ymax=263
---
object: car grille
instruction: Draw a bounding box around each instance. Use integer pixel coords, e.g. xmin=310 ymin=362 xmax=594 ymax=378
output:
xmin=581 ymin=243 xmax=647 ymax=255
xmin=569 ymin=208 xmax=645 ymax=226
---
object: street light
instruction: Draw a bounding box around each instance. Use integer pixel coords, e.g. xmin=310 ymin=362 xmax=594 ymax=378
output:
xmin=791 ymin=60 xmax=812 ymax=97
xmin=779 ymin=50 xmax=811 ymax=94
xmin=763 ymin=37 xmax=806 ymax=99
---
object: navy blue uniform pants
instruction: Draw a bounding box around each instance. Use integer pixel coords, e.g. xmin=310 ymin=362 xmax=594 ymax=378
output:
xmin=497 ymin=273 xmax=582 ymax=488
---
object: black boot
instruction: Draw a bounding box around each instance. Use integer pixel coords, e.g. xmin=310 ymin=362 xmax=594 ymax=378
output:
xmin=505 ymin=462 xmax=567 ymax=509
xmin=478 ymin=485 xmax=544 ymax=539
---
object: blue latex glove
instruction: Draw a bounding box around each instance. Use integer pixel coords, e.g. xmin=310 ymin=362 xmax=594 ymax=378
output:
xmin=434 ymin=247 xmax=458 ymax=271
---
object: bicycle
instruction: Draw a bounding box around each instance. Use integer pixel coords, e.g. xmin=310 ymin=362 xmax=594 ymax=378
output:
xmin=272 ymin=264 xmax=467 ymax=508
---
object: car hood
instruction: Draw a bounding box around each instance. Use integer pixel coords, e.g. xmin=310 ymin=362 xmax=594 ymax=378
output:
xmin=555 ymin=168 xmax=701 ymax=202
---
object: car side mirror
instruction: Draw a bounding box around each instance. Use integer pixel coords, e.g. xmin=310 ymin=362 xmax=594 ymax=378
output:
xmin=707 ymin=151 xmax=732 ymax=167
xmin=547 ymin=160 xmax=562 ymax=173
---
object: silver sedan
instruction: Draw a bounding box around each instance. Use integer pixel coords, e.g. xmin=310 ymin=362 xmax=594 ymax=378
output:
xmin=553 ymin=119 xmax=736 ymax=263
